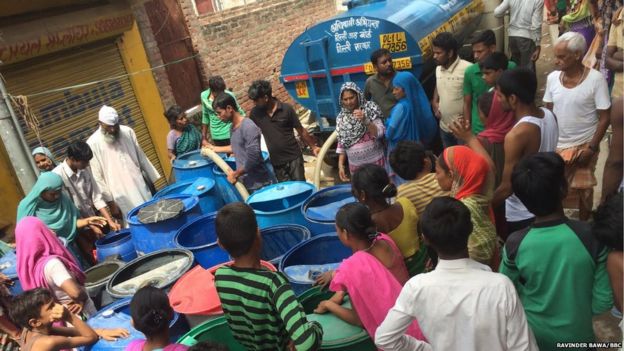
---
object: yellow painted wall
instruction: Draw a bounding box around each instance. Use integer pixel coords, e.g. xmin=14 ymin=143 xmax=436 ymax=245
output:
xmin=0 ymin=141 xmax=24 ymax=241
xmin=117 ymin=23 xmax=172 ymax=181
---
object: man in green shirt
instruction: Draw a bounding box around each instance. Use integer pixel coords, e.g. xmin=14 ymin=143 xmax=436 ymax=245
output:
xmin=463 ymin=30 xmax=516 ymax=134
xmin=501 ymin=152 xmax=613 ymax=351
xmin=201 ymin=76 xmax=245 ymax=147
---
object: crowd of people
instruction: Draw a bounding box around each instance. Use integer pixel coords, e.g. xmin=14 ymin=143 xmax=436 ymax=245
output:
xmin=0 ymin=0 xmax=622 ymax=350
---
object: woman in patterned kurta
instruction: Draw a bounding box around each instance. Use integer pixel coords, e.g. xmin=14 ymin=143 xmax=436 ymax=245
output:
xmin=336 ymin=82 xmax=386 ymax=181
xmin=435 ymin=145 xmax=497 ymax=267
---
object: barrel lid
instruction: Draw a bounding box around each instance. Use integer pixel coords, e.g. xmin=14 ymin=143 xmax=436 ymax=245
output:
xmin=180 ymin=178 xmax=216 ymax=196
xmin=306 ymin=299 xmax=369 ymax=346
xmin=0 ymin=250 xmax=17 ymax=277
xmin=137 ymin=199 xmax=184 ymax=224
xmin=172 ymin=150 xmax=213 ymax=169
xmin=246 ymin=181 xmax=315 ymax=211
xmin=168 ymin=266 xmax=221 ymax=315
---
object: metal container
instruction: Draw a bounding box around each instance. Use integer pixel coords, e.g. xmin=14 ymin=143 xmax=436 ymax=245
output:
xmin=84 ymin=260 xmax=125 ymax=309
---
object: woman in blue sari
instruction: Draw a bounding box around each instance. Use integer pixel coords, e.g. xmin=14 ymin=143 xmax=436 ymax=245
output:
xmin=386 ymin=71 xmax=437 ymax=184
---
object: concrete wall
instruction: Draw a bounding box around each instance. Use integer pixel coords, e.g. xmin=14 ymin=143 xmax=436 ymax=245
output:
xmin=180 ymin=0 xmax=338 ymax=111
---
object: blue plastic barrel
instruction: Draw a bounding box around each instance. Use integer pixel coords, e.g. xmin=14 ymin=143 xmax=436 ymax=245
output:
xmin=127 ymin=194 xmax=201 ymax=255
xmin=246 ymin=181 xmax=316 ymax=229
xmin=174 ymin=213 xmax=230 ymax=269
xmin=172 ymin=150 xmax=216 ymax=182
xmin=83 ymin=297 xmax=188 ymax=351
xmin=96 ymin=230 xmax=137 ymax=263
xmin=260 ymin=225 xmax=311 ymax=265
xmin=106 ymin=249 xmax=195 ymax=299
xmin=154 ymin=177 xmax=224 ymax=215
xmin=279 ymin=233 xmax=351 ymax=295
xmin=211 ymin=159 xmax=243 ymax=204
xmin=212 ymin=151 xmax=276 ymax=204
xmin=301 ymin=184 xmax=356 ymax=235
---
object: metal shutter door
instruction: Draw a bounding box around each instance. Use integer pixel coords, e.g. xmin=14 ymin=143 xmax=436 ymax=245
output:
xmin=2 ymin=39 xmax=166 ymax=189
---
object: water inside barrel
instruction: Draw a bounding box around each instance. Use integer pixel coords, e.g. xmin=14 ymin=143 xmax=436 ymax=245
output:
xmin=137 ymin=199 xmax=184 ymax=224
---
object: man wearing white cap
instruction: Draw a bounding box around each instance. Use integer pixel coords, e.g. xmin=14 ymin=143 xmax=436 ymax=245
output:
xmin=87 ymin=105 xmax=161 ymax=222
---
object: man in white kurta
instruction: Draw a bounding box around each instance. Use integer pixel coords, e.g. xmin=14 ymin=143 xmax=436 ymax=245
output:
xmin=87 ymin=105 xmax=160 ymax=221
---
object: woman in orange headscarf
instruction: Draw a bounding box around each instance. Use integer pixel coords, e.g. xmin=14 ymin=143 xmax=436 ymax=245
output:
xmin=434 ymin=121 xmax=497 ymax=266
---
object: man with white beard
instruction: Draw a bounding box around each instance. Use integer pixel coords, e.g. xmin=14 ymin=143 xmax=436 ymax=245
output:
xmin=87 ymin=105 xmax=161 ymax=222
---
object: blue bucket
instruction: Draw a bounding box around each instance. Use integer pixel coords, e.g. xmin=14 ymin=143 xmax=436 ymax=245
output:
xmin=246 ymin=181 xmax=316 ymax=229
xmin=154 ymin=177 xmax=224 ymax=215
xmin=172 ymin=150 xmax=216 ymax=182
xmin=301 ymin=184 xmax=356 ymax=236
xmin=279 ymin=233 xmax=351 ymax=295
xmin=96 ymin=230 xmax=137 ymax=262
xmin=174 ymin=213 xmax=230 ymax=269
xmin=260 ymin=225 xmax=311 ymax=266
xmin=83 ymin=297 xmax=188 ymax=351
xmin=127 ymin=194 xmax=201 ymax=255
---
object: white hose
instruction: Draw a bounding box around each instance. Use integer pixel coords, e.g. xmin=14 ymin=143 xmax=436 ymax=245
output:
xmin=313 ymin=131 xmax=337 ymax=189
xmin=200 ymin=147 xmax=250 ymax=201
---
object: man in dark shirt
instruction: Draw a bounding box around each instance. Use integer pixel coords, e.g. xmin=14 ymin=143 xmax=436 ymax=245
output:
xmin=210 ymin=93 xmax=272 ymax=192
xmin=364 ymin=48 xmax=397 ymax=119
xmin=248 ymin=80 xmax=319 ymax=182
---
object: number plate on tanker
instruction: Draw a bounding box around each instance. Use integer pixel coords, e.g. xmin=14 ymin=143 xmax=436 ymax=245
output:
xmin=380 ymin=32 xmax=407 ymax=53
xmin=364 ymin=57 xmax=412 ymax=75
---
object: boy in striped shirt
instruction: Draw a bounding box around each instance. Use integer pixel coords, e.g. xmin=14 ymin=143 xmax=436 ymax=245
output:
xmin=214 ymin=203 xmax=323 ymax=351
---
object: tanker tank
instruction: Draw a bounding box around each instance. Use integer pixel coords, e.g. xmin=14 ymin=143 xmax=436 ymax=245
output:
xmin=280 ymin=0 xmax=485 ymax=131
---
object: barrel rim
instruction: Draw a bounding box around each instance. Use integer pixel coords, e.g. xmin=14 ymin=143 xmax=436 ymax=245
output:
xmin=84 ymin=260 xmax=125 ymax=287
xmin=95 ymin=230 xmax=132 ymax=248
xmin=153 ymin=177 xmax=217 ymax=199
xmin=173 ymin=212 xmax=219 ymax=250
xmin=278 ymin=232 xmax=340 ymax=284
xmin=300 ymin=184 xmax=355 ymax=224
xmin=105 ymin=248 xmax=195 ymax=299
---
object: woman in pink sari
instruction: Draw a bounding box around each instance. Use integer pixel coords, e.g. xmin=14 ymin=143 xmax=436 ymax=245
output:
xmin=314 ymin=203 xmax=425 ymax=343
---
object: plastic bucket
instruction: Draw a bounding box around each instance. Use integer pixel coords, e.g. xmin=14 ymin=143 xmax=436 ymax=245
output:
xmin=154 ymin=177 xmax=224 ymax=215
xmin=177 ymin=316 xmax=246 ymax=350
xmin=85 ymin=260 xmax=125 ymax=310
xmin=279 ymin=233 xmax=351 ymax=295
xmin=83 ymin=297 xmax=188 ymax=351
xmin=172 ymin=150 xmax=215 ymax=182
xmin=169 ymin=261 xmax=276 ymax=329
xmin=127 ymin=194 xmax=200 ymax=255
xmin=246 ymin=181 xmax=316 ymax=229
xmin=301 ymin=184 xmax=356 ymax=235
xmin=95 ymin=230 xmax=137 ymax=263
xmin=298 ymin=287 xmax=376 ymax=351
xmin=260 ymin=225 xmax=311 ymax=265
xmin=106 ymin=248 xmax=194 ymax=299
xmin=174 ymin=213 xmax=230 ymax=269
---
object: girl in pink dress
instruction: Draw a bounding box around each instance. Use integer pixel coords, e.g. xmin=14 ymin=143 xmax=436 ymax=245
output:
xmin=314 ymin=203 xmax=425 ymax=342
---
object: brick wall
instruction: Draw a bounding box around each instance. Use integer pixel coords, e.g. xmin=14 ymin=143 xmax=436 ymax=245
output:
xmin=179 ymin=0 xmax=338 ymax=111
xmin=128 ymin=0 xmax=177 ymax=108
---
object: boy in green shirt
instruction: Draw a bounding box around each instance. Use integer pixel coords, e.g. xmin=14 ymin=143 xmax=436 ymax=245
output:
xmin=501 ymin=152 xmax=613 ymax=351
xmin=201 ymin=76 xmax=245 ymax=147
xmin=463 ymin=30 xmax=516 ymax=134
xmin=214 ymin=203 xmax=323 ymax=351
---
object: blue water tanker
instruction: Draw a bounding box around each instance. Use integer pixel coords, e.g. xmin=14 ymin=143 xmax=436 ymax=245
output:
xmin=280 ymin=0 xmax=484 ymax=130
xmin=174 ymin=213 xmax=230 ymax=269
xmin=301 ymin=184 xmax=356 ymax=235
xmin=95 ymin=230 xmax=137 ymax=263
xmin=154 ymin=177 xmax=224 ymax=215
xmin=83 ymin=297 xmax=188 ymax=351
xmin=127 ymin=194 xmax=201 ymax=255
xmin=246 ymin=181 xmax=317 ymax=230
